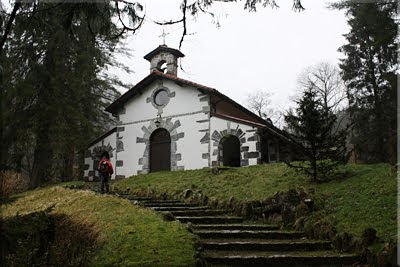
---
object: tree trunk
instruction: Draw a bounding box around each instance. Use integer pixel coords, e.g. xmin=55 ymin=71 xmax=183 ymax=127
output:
xmin=311 ymin=160 xmax=317 ymax=183
xmin=30 ymin=130 xmax=52 ymax=188
xmin=0 ymin=64 xmax=5 ymax=170
xmin=368 ymin=48 xmax=386 ymax=163
xmin=309 ymin=149 xmax=317 ymax=182
xmin=61 ymin=150 xmax=74 ymax=182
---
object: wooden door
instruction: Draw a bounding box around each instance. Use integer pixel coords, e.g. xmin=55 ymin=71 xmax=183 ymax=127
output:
xmin=150 ymin=129 xmax=171 ymax=172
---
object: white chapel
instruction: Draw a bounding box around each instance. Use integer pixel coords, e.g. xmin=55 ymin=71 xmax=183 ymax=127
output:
xmin=84 ymin=45 xmax=288 ymax=181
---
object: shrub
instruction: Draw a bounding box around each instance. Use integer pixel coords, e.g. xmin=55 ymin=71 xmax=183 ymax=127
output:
xmin=0 ymin=171 xmax=29 ymax=198
xmin=0 ymin=211 xmax=99 ymax=266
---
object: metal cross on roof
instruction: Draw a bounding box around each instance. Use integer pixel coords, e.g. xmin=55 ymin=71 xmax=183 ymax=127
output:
xmin=159 ymin=29 xmax=169 ymax=45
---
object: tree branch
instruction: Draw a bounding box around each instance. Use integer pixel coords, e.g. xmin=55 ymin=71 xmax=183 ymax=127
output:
xmin=0 ymin=2 xmax=21 ymax=54
xmin=112 ymin=1 xmax=145 ymax=39
xmin=179 ymin=0 xmax=187 ymax=49
xmin=153 ymin=18 xmax=184 ymax=25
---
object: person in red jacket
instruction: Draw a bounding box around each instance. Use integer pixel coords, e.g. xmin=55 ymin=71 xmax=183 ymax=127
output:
xmin=98 ymin=152 xmax=113 ymax=194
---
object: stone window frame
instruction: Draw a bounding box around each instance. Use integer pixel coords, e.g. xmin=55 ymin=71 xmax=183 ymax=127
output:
xmin=147 ymin=86 xmax=176 ymax=112
xmin=154 ymin=89 xmax=169 ymax=106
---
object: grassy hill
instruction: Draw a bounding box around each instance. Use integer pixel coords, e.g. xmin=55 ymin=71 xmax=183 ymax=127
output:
xmin=2 ymin=163 xmax=395 ymax=266
xmin=1 ymin=185 xmax=195 ymax=266
xmin=114 ymin=163 xmax=397 ymax=242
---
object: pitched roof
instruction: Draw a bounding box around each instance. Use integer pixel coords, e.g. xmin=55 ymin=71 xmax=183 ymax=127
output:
xmin=106 ymin=70 xmax=270 ymax=125
xmin=103 ymin=71 xmax=293 ymax=144
xmin=106 ymin=70 xmax=214 ymax=114
xmin=212 ymin=113 xmax=268 ymax=128
xmin=143 ymin=45 xmax=185 ymax=61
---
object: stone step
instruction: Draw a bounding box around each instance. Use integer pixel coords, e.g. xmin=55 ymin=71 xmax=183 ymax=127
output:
xmin=151 ymin=206 xmax=209 ymax=212
xmin=140 ymin=200 xmax=182 ymax=204
xmin=193 ymin=230 xmax=304 ymax=239
xmin=168 ymin=209 xmax=227 ymax=217
xmin=203 ymin=250 xmax=359 ymax=266
xmin=192 ymin=224 xmax=280 ymax=231
xmin=115 ymin=193 xmax=130 ymax=196
xmin=201 ymin=238 xmax=332 ymax=251
xmin=175 ymin=216 xmax=244 ymax=224
xmin=117 ymin=194 xmax=153 ymax=201
xmin=142 ymin=202 xmax=200 ymax=208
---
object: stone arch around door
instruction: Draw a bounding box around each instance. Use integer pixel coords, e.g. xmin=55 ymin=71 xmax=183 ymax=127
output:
xmin=136 ymin=118 xmax=184 ymax=174
xmin=211 ymin=123 xmax=246 ymax=167
xmin=210 ymin=122 xmax=261 ymax=167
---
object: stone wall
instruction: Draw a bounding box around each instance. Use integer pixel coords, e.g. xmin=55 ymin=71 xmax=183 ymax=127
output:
xmin=150 ymin=52 xmax=178 ymax=76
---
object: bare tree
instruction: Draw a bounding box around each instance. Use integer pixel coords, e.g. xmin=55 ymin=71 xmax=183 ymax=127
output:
xmin=246 ymin=90 xmax=272 ymax=118
xmin=246 ymin=90 xmax=283 ymax=127
xmin=297 ymin=62 xmax=347 ymax=113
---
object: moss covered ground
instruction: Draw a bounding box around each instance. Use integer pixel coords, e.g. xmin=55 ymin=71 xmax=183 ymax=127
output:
xmin=1 ymin=185 xmax=195 ymax=266
xmin=114 ymin=163 xmax=397 ymax=241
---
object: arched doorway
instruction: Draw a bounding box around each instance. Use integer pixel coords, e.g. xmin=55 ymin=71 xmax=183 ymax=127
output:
xmin=150 ymin=128 xmax=171 ymax=172
xmin=220 ymin=135 xmax=241 ymax=167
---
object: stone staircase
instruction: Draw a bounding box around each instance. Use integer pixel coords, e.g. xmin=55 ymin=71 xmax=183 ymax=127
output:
xmin=118 ymin=193 xmax=359 ymax=266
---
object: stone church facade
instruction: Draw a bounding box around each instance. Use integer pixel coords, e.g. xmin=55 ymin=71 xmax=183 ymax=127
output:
xmin=84 ymin=45 xmax=288 ymax=181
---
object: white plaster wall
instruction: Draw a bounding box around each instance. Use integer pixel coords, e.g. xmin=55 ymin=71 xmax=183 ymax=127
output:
xmin=161 ymin=80 xmax=207 ymax=116
xmin=173 ymin=112 xmax=209 ymax=170
xmin=210 ymin=116 xmax=261 ymax=166
xmin=84 ymin=131 xmax=117 ymax=181
xmin=84 ymin=76 xmax=265 ymax=180
xmin=115 ymin=112 xmax=210 ymax=177
xmin=115 ymin=122 xmax=146 ymax=176
xmin=120 ymin=79 xmax=207 ymax=124
xmin=114 ymin=78 xmax=211 ymax=177
xmin=119 ymin=83 xmax=158 ymax=123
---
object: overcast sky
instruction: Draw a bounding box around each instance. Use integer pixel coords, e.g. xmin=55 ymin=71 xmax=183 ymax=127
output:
xmin=3 ymin=0 xmax=350 ymax=116
xmin=113 ymin=0 xmax=350 ymax=116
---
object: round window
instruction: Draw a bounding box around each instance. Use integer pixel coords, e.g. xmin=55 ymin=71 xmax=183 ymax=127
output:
xmin=154 ymin=89 xmax=169 ymax=106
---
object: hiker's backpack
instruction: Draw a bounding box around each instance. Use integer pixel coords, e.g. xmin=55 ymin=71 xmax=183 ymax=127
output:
xmin=99 ymin=161 xmax=109 ymax=173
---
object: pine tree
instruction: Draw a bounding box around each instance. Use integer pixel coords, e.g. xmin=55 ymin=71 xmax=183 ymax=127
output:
xmin=334 ymin=2 xmax=397 ymax=164
xmin=285 ymin=88 xmax=348 ymax=182
xmin=0 ymin=3 xmax=140 ymax=186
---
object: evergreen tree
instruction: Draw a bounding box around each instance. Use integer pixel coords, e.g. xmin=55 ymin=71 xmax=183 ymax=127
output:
xmin=334 ymin=2 xmax=398 ymax=164
xmin=0 ymin=2 xmax=142 ymax=187
xmin=285 ymin=88 xmax=348 ymax=182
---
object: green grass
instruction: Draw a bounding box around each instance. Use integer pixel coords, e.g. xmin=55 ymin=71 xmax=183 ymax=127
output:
xmin=314 ymin=164 xmax=397 ymax=241
xmin=1 ymin=186 xmax=195 ymax=266
xmin=114 ymin=163 xmax=397 ymax=241
xmin=114 ymin=164 xmax=309 ymax=202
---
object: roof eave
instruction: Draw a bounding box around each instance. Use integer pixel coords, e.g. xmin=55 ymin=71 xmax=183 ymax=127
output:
xmin=209 ymin=90 xmax=269 ymax=126
xmin=87 ymin=127 xmax=117 ymax=148
xmin=143 ymin=46 xmax=185 ymax=61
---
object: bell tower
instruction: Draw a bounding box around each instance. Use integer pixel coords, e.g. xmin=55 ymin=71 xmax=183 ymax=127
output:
xmin=144 ymin=45 xmax=185 ymax=76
